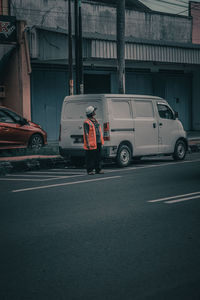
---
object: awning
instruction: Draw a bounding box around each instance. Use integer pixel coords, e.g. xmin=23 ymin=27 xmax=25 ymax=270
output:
xmin=91 ymin=39 xmax=200 ymax=65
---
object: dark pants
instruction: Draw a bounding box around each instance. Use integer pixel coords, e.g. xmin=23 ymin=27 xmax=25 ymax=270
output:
xmin=85 ymin=143 xmax=102 ymax=173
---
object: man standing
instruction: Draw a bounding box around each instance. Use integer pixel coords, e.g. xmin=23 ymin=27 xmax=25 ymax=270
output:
xmin=83 ymin=106 xmax=104 ymax=175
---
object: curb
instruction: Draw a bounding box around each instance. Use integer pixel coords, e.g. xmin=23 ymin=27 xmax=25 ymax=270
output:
xmin=188 ymin=139 xmax=200 ymax=152
xmin=0 ymin=155 xmax=68 ymax=175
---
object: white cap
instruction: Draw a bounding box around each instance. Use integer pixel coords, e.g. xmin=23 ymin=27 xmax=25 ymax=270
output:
xmin=86 ymin=106 xmax=96 ymax=116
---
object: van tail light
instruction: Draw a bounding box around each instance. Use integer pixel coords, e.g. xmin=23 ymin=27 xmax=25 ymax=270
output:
xmin=103 ymin=122 xmax=110 ymax=141
xmin=59 ymin=124 xmax=61 ymax=141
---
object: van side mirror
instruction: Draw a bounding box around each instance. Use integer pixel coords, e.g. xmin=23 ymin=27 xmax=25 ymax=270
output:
xmin=174 ymin=111 xmax=178 ymax=119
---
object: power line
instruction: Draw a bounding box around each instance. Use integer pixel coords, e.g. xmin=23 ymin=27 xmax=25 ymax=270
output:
xmin=156 ymin=0 xmax=187 ymax=8
xmin=2 ymin=1 xmax=199 ymax=15
xmin=6 ymin=6 xmax=200 ymax=19
xmin=141 ymin=0 xmax=200 ymax=16
xmin=1 ymin=1 xmax=200 ymax=20
xmin=176 ymin=3 xmax=200 ymax=15
xmin=137 ymin=0 xmax=189 ymax=16
xmin=6 ymin=4 xmax=197 ymax=16
xmin=141 ymin=0 xmax=187 ymax=9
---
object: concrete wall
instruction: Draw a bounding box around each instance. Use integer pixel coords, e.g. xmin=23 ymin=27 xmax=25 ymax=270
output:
xmin=3 ymin=50 xmax=21 ymax=113
xmin=3 ymin=21 xmax=31 ymax=119
xmin=10 ymin=0 xmax=192 ymax=43
xmin=125 ymin=10 xmax=191 ymax=43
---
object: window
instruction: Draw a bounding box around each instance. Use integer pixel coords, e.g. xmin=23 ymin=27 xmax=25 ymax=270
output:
xmin=134 ymin=100 xmax=154 ymax=118
xmin=157 ymin=104 xmax=174 ymax=120
xmin=4 ymin=109 xmax=22 ymax=122
xmin=63 ymin=101 xmax=102 ymax=120
xmin=0 ymin=110 xmax=14 ymax=123
xmin=110 ymin=100 xmax=131 ymax=119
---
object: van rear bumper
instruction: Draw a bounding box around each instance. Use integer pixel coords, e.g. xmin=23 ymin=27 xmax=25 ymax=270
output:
xmin=59 ymin=146 xmax=117 ymax=159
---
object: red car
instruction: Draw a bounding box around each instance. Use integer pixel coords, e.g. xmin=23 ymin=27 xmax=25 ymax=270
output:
xmin=0 ymin=106 xmax=47 ymax=150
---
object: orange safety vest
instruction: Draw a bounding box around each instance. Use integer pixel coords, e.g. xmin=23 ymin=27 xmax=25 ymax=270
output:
xmin=83 ymin=119 xmax=104 ymax=150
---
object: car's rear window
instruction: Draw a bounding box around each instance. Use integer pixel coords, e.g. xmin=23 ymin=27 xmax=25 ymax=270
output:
xmin=0 ymin=109 xmax=15 ymax=123
xmin=3 ymin=109 xmax=21 ymax=122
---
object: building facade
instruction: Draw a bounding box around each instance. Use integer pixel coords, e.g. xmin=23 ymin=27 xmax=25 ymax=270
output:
xmin=1 ymin=0 xmax=200 ymax=141
xmin=190 ymin=1 xmax=200 ymax=45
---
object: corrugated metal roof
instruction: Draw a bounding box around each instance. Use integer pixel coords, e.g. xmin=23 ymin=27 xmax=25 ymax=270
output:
xmin=30 ymin=27 xmax=200 ymax=65
xmin=91 ymin=40 xmax=200 ymax=64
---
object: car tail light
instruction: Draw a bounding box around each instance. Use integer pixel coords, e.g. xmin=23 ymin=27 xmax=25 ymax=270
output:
xmin=59 ymin=124 xmax=61 ymax=141
xmin=103 ymin=122 xmax=110 ymax=141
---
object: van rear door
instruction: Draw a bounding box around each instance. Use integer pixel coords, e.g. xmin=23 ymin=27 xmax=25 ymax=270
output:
xmin=132 ymin=99 xmax=159 ymax=155
xmin=60 ymin=100 xmax=103 ymax=149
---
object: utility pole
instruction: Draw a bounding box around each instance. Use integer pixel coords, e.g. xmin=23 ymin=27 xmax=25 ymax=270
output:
xmin=79 ymin=0 xmax=84 ymax=94
xmin=74 ymin=0 xmax=80 ymax=94
xmin=117 ymin=0 xmax=125 ymax=94
xmin=68 ymin=0 xmax=73 ymax=95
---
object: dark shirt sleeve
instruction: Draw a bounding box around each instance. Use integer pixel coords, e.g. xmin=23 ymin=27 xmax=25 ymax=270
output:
xmin=84 ymin=122 xmax=90 ymax=135
xmin=84 ymin=122 xmax=90 ymax=147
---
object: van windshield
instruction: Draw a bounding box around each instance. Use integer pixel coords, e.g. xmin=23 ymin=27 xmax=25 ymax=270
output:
xmin=63 ymin=101 xmax=102 ymax=120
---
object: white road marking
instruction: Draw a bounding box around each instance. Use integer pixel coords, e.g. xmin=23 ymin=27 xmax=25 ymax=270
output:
xmin=0 ymin=178 xmax=46 ymax=181
xmin=12 ymin=176 xmax=122 ymax=193
xmin=165 ymin=195 xmax=200 ymax=204
xmin=38 ymin=174 xmax=85 ymax=181
xmin=7 ymin=174 xmax=63 ymax=178
xmin=59 ymin=169 xmax=85 ymax=172
xmin=29 ymin=171 xmax=84 ymax=175
xmin=148 ymin=191 xmax=200 ymax=204
xmin=1 ymin=174 xmax=85 ymax=182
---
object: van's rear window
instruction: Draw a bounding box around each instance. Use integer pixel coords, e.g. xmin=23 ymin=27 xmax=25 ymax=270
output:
xmin=63 ymin=102 xmax=102 ymax=119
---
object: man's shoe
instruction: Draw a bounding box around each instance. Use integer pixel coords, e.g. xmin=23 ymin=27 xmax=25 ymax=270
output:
xmin=96 ymin=170 xmax=104 ymax=174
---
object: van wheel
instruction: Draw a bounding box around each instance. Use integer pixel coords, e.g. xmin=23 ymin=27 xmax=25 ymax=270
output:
xmin=116 ymin=145 xmax=131 ymax=167
xmin=173 ymin=140 xmax=186 ymax=161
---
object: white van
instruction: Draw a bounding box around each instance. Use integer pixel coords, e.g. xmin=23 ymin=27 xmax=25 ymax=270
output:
xmin=59 ymin=94 xmax=188 ymax=167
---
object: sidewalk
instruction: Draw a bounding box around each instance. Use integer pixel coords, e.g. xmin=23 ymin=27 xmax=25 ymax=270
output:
xmin=0 ymin=142 xmax=66 ymax=174
xmin=0 ymin=132 xmax=200 ymax=175
xmin=187 ymin=131 xmax=200 ymax=152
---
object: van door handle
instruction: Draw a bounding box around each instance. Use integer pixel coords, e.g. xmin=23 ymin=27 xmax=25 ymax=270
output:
xmin=159 ymin=123 xmax=163 ymax=126
xmin=153 ymin=123 xmax=157 ymax=128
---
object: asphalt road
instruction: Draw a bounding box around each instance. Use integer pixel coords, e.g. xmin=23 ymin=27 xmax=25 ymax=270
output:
xmin=1 ymin=153 xmax=200 ymax=300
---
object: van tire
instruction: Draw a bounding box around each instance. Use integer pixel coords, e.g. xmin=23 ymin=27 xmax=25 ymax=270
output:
xmin=173 ymin=140 xmax=186 ymax=161
xmin=116 ymin=145 xmax=131 ymax=167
